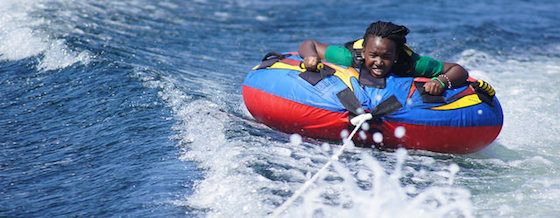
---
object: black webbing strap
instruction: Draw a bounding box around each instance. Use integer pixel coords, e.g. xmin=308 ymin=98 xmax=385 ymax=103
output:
xmin=255 ymin=52 xmax=291 ymax=70
xmin=370 ymin=95 xmax=403 ymax=118
xmin=337 ymin=89 xmax=403 ymax=128
xmin=256 ymin=52 xmax=338 ymax=86
xmin=344 ymin=39 xmax=364 ymax=68
xmin=298 ymin=65 xmax=336 ymax=86
xmin=368 ymin=95 xmax=404 ymax=125
xmin=336 ymin=87 xmax=363 ymax=117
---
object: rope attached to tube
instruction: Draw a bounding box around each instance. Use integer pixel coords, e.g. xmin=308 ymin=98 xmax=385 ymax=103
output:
xmin=269 ymin=114 xmax=372 ymax=217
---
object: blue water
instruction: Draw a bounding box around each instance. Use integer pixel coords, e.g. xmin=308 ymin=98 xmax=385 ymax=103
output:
xmin=1 ymin=0 xmax=559 ymax=217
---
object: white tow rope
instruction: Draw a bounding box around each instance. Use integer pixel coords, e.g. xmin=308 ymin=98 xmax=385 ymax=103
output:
xmin=270 ymin=113 xmax=373 ymax=217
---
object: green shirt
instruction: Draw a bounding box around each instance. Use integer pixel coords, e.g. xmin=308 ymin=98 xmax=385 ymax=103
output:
xmin=325 ymin=45 xmax=444 ymax=77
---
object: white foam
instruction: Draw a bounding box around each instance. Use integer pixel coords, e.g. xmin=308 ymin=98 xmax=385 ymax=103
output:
xmin=139 ymin=68 xmax=286 ymax=217
xmin=457 ymin=48 xmax=560 ymax=151
xmin=38 ymin=40 xmax=91 ymax=70
xmin=255 ymin=15 xmax=270 ymax=21
xmin=455 ymin=47 xmax=560 ymax=216
xmin=282 ymin=149 xmax=473 ymax=218
xmin=507 ymin=156 xmax=554 ymax=168
xmin=290 ymin=134 xmax=303 ymax=146
xmin=0 ymin=0 xmax=90 ymax=70
xmin=0 ymin=27 xmax=47 ymax=60
xmin=319 ymin=143 xmax=330 ymax=153
xmin=145 ymin=63 xmax=474 ymax=217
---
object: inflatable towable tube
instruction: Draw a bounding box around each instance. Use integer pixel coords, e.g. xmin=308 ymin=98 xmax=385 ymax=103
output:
xmin=242 ymin=52 xmax=503 ymax=154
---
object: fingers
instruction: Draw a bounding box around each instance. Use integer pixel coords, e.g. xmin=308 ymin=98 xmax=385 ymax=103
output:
xmin=303 ymin=56 xmax=319 ymax=71
xmin=424 ymin=80 xmax=444 ymax=95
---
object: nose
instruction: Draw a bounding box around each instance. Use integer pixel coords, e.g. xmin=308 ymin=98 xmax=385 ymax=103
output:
xmin=372 ymin=56 xmax=382 ymax=65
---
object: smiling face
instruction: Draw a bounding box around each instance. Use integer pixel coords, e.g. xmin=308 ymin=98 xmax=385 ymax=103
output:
xmin=361 ymin=36 xmax=398 ymax=77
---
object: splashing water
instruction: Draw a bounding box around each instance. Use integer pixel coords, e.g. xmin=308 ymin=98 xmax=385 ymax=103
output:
xmin=280 ymin=148 xmax=473 ymax=218
xmin=3 ymin=0 xmax=559 ymax=217
xmin=394 ymin=126 xmax=406 ymax=139
xmin=0 ymin=0 xmax=90 ymax=70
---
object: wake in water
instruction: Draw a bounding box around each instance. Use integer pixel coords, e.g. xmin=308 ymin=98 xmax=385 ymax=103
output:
xmin=137 ymin=66 xmax=475 ymax=217
xmin=3 ymin=0 xmax=559 ymax=217
xmin=0 ymin=1 xmax=90 ymax=70
xmin=147 ymin=44 xmax=560 ymax=217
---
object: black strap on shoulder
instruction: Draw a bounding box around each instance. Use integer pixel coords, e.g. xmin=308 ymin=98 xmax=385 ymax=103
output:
xmin=298 ymin=64 xmax=336 ymax=85
xmin=255 ymin=52 xmax=291 ymax=70
xmin=344 ymin=40 xmax=364 ymax=68
xmin=413 ymin=81 xmax=446 ymax=103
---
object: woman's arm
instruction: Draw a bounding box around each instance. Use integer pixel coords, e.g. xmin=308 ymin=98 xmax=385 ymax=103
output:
xmin=298 ymin=40 xmax=330 ymax=71
xmin=423 ymin=62 xmax=469 ymax=95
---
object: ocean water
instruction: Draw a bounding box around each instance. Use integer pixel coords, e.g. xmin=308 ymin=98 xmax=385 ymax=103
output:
xmin=1 ymin=0 xmax=559 ymax=217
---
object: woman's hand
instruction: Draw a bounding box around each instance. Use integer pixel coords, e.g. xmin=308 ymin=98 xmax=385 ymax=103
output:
xmin=303 ymin=56 xmax=320 ymax=71
xmin=424 ymin=80 xmax=445 ymax=95
xmin=298 ymin=40 xmax=329 ymax=71
xmin=423 ymin=63 xmax=469 ymax=95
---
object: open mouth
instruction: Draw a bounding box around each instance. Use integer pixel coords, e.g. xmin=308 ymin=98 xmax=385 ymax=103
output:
xmin=370 ymin=68 xmax=384 ymax=76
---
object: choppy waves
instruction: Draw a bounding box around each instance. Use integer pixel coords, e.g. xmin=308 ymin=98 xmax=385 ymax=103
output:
xmin=2 ymin=0 xmax=560 ymax=217
xmin=0 ymin=0 xmax=90 ymax=70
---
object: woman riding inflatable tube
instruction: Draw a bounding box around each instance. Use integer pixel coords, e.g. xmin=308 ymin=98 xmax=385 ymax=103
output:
xmin=243 ymin=21 xmax=503 ymax=154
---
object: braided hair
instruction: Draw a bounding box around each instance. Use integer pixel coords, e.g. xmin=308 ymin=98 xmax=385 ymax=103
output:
xmin=362 ymin=21 xmax=412 ymax=74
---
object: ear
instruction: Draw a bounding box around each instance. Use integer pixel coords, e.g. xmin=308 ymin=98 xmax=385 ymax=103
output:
xmin=361 ymin=49 xmax=366 ymax=57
